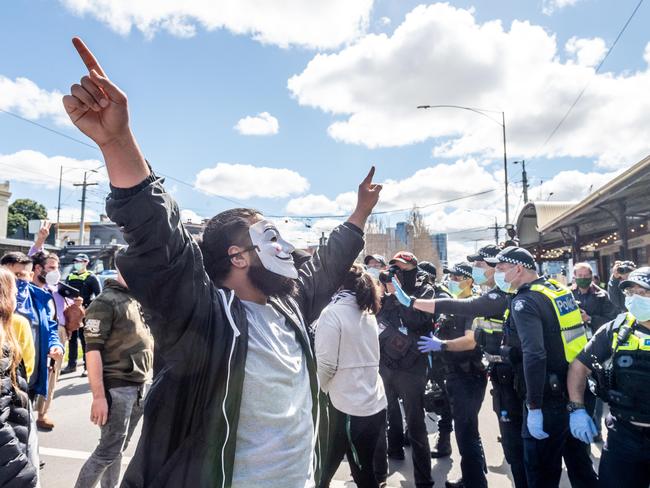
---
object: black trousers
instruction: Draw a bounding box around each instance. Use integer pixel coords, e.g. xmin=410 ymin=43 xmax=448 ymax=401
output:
xmin=491 ymin=379 xmax=527 ymax=488
xmin=430 ymin=365 xmax=453 ymax=434
xmin=522 ymin=400 xmax=569 ymax=488
xmin=446 ymin=373 xmax=488 ymax=488
xmin=379 ymin=366 xmax=433 ymax=488
xmin=498 ymin=414 xmax=528 ymax=488
xmin=598 ymin=417 xmax=650 ymax=488
xmin=319 ymin=402 xmax=385 ymax=488
xmin=67 ymin=328 xmax=86 ymax=368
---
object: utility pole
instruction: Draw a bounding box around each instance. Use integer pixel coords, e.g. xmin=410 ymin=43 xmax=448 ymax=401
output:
xmin=490 ymin=218 xmax=500 ymax=245
xmin=74 ymin=171 xmax=98 ymax=246
xmin=56 ymin=165 xmax=63 ymax=245
xmin=513 ymin=160 xmax=529 ymax=204
xmin=502 ymin=112 xmax=510 ymax=224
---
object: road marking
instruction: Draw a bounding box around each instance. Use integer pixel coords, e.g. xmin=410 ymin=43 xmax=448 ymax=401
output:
xmin=40 ymin=447 xmax=132 ymax=465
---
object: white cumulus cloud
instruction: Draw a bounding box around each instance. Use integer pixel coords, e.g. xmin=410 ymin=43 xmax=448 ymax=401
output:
xmin=194 ymin=163 xmax=309 ymax=199
xmin=285 ymin=159 xmax=501 ymax=216
xmin=288 ymin=3 xmax=650 ymax=169
xmin=565 ymin=36 xmax=607 ymax=67
xmin=0 ymin=150 xmax=107 ymax=189
xmin=284 ymin=159 xmax=622 ymax=264
xmin=0 ymin=76 xmax=70 ymax=126
xmin=58 ymin=0 xmax=373 ymax=49
xmin=543 ymin=0 xmax=583 ymax=16
xmin=234 ymin=112 xmax=279 ymax=136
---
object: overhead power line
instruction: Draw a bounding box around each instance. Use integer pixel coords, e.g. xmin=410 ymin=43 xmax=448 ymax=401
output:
xmin=535 ymin=0 xmax=645 ymax=155
xmin=267 ymin=189 xmax=497 ymax=220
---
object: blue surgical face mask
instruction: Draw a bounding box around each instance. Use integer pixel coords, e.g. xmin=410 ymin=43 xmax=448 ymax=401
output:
xmin=494 ymin=271 xmax=514 ymax=293
xmin=625 ymin=294 xmax=650 ymax=322
xmin=471 ymin=266 xmax=489 ymax=285
xmin=366 ymin=267 xmax=381 ymax=280
xmin=447 ymin=280 xmax=464 ymax=297
xmin=73 ymin=262 xmax=85 ymax=272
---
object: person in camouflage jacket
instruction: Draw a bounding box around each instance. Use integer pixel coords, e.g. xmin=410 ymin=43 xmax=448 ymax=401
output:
xmin=74 ymin=273 xmax=154 ymax=488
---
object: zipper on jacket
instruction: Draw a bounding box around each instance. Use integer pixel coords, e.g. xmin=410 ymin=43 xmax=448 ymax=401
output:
xmin=217 ymin=288 xmax=240 ymax=488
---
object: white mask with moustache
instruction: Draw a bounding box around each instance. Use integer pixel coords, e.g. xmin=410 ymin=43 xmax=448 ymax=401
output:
xmin=248 ymin=220 xmax=298 ymax=279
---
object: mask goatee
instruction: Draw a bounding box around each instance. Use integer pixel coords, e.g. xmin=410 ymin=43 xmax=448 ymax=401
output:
xmin=248 ymin=262 xmax=297 ymax=298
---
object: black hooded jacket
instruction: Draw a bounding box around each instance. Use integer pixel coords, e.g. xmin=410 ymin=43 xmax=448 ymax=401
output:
xmin=106 ymin=176 xmax=364 ymax=488
xmin=0 ymin=350 xmax=37 ymax=488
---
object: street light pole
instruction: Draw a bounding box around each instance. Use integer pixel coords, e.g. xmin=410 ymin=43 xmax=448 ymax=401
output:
xmin=502 ymin=111 xmax=509 ymax=223
xmin=417 ymin=104 xmax=511 ymax=223
xmin=513 ymin=160 xmax=529 ymax=204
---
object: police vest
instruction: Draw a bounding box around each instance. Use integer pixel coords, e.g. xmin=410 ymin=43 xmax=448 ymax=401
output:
xmin=435 ymin=291 xmax=484 ymax=368
xmin=67 ymin=271 xmax=92 ymax=282
xmin=606 ymin=313 xmax=650 ymax=425
xmin=473 ymin=316 xmax=504 ymax=356
xmin=529 ymin=280 xmax=588 ymax=363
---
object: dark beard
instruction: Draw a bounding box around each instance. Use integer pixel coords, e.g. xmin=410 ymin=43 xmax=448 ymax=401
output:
xmin=248 ymin=263 xmax=297 ymax=298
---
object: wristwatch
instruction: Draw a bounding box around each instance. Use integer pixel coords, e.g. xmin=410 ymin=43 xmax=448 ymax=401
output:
xmin=440 ymin=341 xmax=448 ymax=352
xmin=408 ymin=297 xmax=416 ymax=309
xmin=566 ymin=401 xmax=586 ymax=413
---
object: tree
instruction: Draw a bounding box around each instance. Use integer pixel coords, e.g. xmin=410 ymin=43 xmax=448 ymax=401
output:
xmin=8 ymin=198 xmax=48 ymax=237
xmin=409 ymin=207 xmax=442 ymax=273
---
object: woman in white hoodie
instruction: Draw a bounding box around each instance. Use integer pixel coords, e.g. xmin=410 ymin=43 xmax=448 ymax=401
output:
xmin=316 ymin=264 xmax=387 ymax=488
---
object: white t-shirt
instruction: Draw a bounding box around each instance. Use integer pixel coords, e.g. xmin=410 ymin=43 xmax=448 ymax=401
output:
xmin=231 ymin=300 xmax=315 ymax=488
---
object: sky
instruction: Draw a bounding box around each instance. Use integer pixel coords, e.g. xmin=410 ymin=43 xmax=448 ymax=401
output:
xmin=1 ymin=0 xmax=649 ymax=262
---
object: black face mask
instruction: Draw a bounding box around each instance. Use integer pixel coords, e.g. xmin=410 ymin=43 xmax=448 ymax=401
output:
xmin=398 ymin=268 xmax=418 ymax=293
xmin=36 ymin=268 xmax=47 ymax=284
xmin=248 ymin=262 xmax=297 ymax=298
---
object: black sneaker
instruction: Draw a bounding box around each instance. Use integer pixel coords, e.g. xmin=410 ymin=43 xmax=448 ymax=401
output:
xmin=80 ymin=369 xmax=88 ymax=378
xmin=445 ymin=478 xmax=465 ymax=488
xmin=60 ymin=365 xmax=77 ymax=375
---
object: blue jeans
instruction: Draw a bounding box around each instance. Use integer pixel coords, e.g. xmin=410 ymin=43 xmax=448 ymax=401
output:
xmin=74 ymin=384 xmax=147 ymax=488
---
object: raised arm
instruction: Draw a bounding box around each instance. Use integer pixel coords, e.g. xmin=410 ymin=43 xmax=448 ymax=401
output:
xmin=64 ymin=38 xmax=213 ymax=350
xmin=62 ymin=37 xmax=149 ymax=187
xmin=296 ymin=167 xmax=381 ymax=324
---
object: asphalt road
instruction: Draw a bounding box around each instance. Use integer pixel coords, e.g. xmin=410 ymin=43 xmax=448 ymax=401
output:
xmin=39 ymin=372 xmax=603 ymax=487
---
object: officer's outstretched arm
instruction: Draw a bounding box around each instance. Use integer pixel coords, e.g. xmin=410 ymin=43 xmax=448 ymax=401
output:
xmin=567 ymin=359 xmax=591 ymax=404
xmin=443 ymin=329 xmax=476 ymax=352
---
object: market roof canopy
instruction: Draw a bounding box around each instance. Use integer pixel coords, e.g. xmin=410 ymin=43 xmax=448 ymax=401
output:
xmin=516 ymin=201 xmax=578 ymax=247
xmin=516 ymin=154 xmax=650 ymax=248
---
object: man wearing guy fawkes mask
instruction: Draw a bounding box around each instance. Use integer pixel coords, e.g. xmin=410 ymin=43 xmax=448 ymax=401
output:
xmin=105 ymin=164 xmax=381 ymax=488
xmin=375 ymin=251 xmax=438 ymax=488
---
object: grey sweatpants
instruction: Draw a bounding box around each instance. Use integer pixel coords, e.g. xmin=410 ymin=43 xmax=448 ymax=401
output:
xmin=74 ymin=384 xmax=148 ymax=488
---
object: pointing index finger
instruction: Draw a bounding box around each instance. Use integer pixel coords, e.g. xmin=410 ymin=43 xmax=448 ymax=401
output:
xmin=362 ymin=166 xmax=376 ymax=185
xmin=72 ymin=37 xmax=107 ymax=77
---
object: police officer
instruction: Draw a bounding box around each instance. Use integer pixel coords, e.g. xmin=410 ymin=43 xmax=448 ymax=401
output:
xmin=376 ymin=251 xmax=436 ymax=488
xmin=395 ymin=261 xmax=488 ymax=488
xmin=607 ymin=260 xmax=637 ymax=313
xmin=402 ymin=245 xmax=527 ymax=488
xmin=571 ymin=261 xmax=618 ymax=441
xmin=485 ymin=247 xmax=596 ymax=488
xmin=62 ymin=252 xmax=101 ymax=375
xmin=416 ymin=259 xmax=456 ymax=460
xmin=567 ymin=266 xmax=650 ymax=488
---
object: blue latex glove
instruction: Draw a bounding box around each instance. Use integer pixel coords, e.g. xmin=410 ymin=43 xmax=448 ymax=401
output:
xmin=391 ymin=277 xmax=412 ymax=307
xmin=527 ymin=409 xmax=549 ymax=440
xmin=570 ymin=409 xmax=598 ymax=444
xmin=417 ymin=335 xmax=444 ymax=353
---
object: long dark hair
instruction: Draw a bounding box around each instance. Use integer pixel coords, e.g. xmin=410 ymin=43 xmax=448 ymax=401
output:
xmin=341 ymin=264 xmax=381 ymax=315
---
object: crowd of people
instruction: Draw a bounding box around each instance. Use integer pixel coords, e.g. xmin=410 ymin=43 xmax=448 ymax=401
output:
xmin=2 ymin=36 xmax=650 ymax=488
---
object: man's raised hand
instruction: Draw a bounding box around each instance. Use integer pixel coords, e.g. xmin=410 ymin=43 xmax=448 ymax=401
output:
xmin=62 ymin=38 xmax=130 ymax=148
xmin=348 ymin=166 xmax=382 ymax=229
